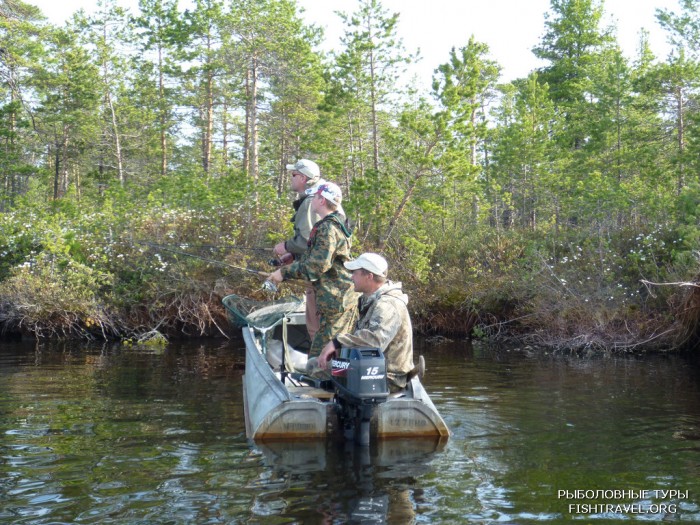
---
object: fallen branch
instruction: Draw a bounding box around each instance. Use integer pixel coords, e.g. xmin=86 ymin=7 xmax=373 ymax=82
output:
xmin=641 ymin=279 xmax=700 ymax=288
xmin=640 ymin=279 xmax=700 ymax=299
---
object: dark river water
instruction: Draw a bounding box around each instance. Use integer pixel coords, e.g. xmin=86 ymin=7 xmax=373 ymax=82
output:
xmin=1 ymin=336 xmax=699 ymax=524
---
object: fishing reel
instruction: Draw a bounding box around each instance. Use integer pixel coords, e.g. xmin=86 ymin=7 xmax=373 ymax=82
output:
xmin=262 ymin=280 xmax=279 ymax=293
xmin=268 ymin=253 xmax=294 ymax=267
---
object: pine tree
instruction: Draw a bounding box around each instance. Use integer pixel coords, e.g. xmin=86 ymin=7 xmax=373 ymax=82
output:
xmin=490 ymin=74 xmax=556 ymax=231
xmin=432 ymin=37 xmax=501 ymax=230
xmin=226 ymin=0 xmax=324 ymax=188
xmin=656 ymin=0 xmax=700 ymax=193
xmin=75 ymin=0 xmax=136 ymax=187
xmin=533 ymin=0 xmax=614 ymax=151
xmin=181 ymin=0 xmax=225 ymax=178
xmin=334 ymin=0 xmax=412 ymax=175
xmin=0 ymin=0 xmax=44 ymax=208
xmin=34 ymin=26 xmax=101 ymax=200
xmin=132 ymin=0 xmax=184 ymax=179
xmin=532 ymin=0 xmax=617 ymax=228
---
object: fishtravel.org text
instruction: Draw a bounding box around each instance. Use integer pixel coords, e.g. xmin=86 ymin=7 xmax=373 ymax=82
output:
xmin=558 ymin=489 xmax=688 ymax=516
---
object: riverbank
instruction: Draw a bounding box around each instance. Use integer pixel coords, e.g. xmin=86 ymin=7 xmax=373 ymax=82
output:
xmin=2 ymin=187 xmax=698 ymax=353
xmin=1 ymin=261 xmax=694 ymax=354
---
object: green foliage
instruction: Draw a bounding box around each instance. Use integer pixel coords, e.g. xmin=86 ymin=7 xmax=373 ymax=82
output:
xmin=2 ymin=0 xmax=700 ymax=348
xmin=349 ymin=168 xmax=399 ymax=228
xmin=396 ymin=233 xmax=434 ymax=283
xmin=0 ymin=168 xmax=296 ymax=338
xmin=0 ymin=218 xmax=116 ymax=338
xmin=674 ymin=182 xmax=700 ymax=255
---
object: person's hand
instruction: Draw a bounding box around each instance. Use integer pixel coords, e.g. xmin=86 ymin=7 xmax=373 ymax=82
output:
xmin=318 ymin=341 xmax=337 ymax=370
xmin=268 ymin=269 xmax=283 ymax=284
xmin=278 ymin=252 xmax=294 ymax=265
xmin=273 ymin=241 xmax=287 ymax=257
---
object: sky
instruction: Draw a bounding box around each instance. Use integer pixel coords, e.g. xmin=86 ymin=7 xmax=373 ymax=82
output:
xmin=28 ymin=0 xmax=679 ymax=86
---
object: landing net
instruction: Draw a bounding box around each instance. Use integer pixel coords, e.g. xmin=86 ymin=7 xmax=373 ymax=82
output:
xmin=222 ymin=294 xmax=303 ymax=330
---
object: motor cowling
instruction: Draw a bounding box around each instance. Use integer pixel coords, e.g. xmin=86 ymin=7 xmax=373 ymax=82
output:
xmin=331 ymin=347 xmax=389 ymax=444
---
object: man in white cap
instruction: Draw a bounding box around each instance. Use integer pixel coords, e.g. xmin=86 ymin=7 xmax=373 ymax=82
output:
xmin=274 ymin=159 xmax=323 ymax=261
xmin=268 ymin=182 xmax=358 ymax=358
xmin=317 ymin=252 xmax=415 ymax=391
xmin=272 ymin=159 xmax=325 ymax=339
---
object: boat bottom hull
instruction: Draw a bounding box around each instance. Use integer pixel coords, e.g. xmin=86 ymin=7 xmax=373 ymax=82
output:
xmin=245 ymin=376 xmax=450 ymax=442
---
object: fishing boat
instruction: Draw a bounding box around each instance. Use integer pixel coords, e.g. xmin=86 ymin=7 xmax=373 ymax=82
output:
xmin=223 ymin=294 xmax=450 ymax=444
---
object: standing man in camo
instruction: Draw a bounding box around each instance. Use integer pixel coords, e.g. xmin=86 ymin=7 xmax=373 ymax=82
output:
xmin=272 ymin=159 xmax=325 ymax=340
xmin=268 ymin=182 xmax=358 ymax=357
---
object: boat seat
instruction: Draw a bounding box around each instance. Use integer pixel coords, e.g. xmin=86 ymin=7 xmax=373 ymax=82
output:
xmin=265 ymin=340 xmax=308 ymax=371
xmin=287 ymin=385 xmax=335 ymax=401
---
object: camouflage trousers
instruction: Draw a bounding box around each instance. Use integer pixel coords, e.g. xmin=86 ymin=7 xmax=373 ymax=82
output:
xmin=308 ymin=286 xmax=358 ymax=357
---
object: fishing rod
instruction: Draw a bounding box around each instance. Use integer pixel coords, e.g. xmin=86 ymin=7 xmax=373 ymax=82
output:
xmin=139 ymin=242 xmax=269 ymax=277
xmin=151 ymin=241 xmax=290 ymax=267
xmin=139 ymin=242 xmax=288 ymax=293
xmin=139 ymin=241 xmax=269 ymax=253
xmin=141 ymin=240 xmax=289 ymax=270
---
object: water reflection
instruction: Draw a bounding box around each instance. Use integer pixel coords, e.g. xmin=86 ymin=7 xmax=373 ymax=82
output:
xmin=1 ymin=338 xmax=700 ymax=523
xmin=420 ymin=341 xmax=700 ymax=522
xmin=249 ymin=438 xmax=445 ymax=523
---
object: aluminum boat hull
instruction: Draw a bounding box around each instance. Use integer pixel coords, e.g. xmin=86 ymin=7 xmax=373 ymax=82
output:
xmin=241 ymin=317 xmax=450 ymax=442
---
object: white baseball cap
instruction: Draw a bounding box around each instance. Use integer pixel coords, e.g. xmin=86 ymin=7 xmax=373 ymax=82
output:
xmin=286 ymin=159 xmax=321 ymax=183
xmin=306 ymin=181 xmax=342 ymax=205
xmin=344 ymin=253 xmax=388 ymax=276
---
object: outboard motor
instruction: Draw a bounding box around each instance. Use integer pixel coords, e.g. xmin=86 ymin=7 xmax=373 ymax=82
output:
xmin=331 ymin=347 xmax=389 ymax=445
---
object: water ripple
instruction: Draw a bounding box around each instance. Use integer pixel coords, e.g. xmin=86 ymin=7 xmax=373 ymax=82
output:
xmin=1 ymin=340 xmax=699 ymax=523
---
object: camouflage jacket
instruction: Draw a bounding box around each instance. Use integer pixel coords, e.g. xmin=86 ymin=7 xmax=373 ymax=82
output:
xmin=281 ymin=212 xmax=356 ymax=312
xmin=336 ymin=281 xmax=414 ymax=388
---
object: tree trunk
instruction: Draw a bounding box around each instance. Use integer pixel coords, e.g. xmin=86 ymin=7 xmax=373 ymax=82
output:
xmin=102 ymin=23 xmax=124 ymax=185
xmin=378 ymin=173 xmax=422 ymax=250
xmin=53 ymin=141 xmax=60 ymax=200
xmin=202 ymin=67 xmax=214 ymax=175
xmin=368 ymin=42 xmax=380 ymax=172
xmin=243 ymin=68 xmax=250 ymax=177
xmin=250 ymin=56 xmax=259 ymax=184
xmin=158 ymin=44 xmax=167 ymax=177
xmin=677 ymin=86 xmax=684 ymax=195
xmin=222 ymin=99 xmax=229 ymax=168
xmin=278 ymin=124 xmax=287 ymax=197
xmin=61 ymin=131 xmax=69 ymax=197
xmin=106 ymin=92 xmax=124 ymax=185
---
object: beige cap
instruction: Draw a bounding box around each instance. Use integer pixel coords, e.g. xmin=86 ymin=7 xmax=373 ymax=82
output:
xmin=286 ymin=159 xmax=321 ymax=184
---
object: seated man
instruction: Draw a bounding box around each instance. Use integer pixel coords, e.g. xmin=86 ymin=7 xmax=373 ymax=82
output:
xmin=317 ymin=253 xmax=414 ymax=391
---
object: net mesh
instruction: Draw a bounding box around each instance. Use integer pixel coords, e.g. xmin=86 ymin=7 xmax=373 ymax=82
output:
xmin=222 ymin=294 xmax=304 ymax=329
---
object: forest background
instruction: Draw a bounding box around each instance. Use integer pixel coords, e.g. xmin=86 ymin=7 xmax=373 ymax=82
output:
xmin=2 ymin=0 xmax=700 ymax=352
